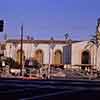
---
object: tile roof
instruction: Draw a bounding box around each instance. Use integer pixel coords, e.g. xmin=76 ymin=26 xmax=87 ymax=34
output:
xmin=6 ymin=39 xmax=82 ymax=44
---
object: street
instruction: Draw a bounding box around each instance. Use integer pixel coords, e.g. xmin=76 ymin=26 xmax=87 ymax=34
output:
xmin=0 ymin=78 xmax=100 ymax=100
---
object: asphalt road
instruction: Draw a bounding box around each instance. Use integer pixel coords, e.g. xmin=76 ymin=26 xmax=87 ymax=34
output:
xmin=0 ymin=78 xmax=100 ymax=100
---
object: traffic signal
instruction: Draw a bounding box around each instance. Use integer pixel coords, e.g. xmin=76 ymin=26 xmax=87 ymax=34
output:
xmin=0 ymin=20 xmax=4 ymax=32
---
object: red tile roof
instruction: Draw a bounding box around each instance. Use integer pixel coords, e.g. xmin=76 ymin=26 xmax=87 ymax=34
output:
xmin=6 ymin=39 xmax=81 ymax=44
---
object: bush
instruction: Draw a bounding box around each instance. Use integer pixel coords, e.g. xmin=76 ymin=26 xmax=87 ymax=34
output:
xmin=24 ymin=58 xmax=42 ymax=69
xmin=0 ymin=57 xmax=19 ymax=68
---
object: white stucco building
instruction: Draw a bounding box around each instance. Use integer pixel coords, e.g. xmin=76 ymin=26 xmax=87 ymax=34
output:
xmin=3 ymin=38 xmax=100 ymax=71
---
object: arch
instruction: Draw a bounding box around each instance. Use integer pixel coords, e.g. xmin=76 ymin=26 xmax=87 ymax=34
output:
xmin=54 ymin=50 xmax=62 ymax=64
xmin=81 ymin=50 xmax=91 ymax=64
xmin=81 ymin=50 xmax=91 ymax=69
xmin=34 ymin=49 xmax=43 ymax=64
xmin=16 ymin=50 xmax=25 ymax=65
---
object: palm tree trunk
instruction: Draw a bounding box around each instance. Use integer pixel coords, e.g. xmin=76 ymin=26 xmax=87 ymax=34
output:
xmin=96 ymin=46 xmax=98 ymax=70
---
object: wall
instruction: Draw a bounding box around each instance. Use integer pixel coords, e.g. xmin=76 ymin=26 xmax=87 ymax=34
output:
xmin=72 ymin=41 xmax=89 ymax=65
xmin=72 ymin=41 xmax=97 ymax=69
xmin=5 ymin=42 xmax=65 ymax=65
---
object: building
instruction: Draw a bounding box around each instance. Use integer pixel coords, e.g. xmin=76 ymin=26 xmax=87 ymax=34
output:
xmin=3 ymin=18 xmax=100 ymax=71
xmin=5 ymin=39 xmax=73 ymax=65
xmin=3 ymin=38 xmax=100 ymax=71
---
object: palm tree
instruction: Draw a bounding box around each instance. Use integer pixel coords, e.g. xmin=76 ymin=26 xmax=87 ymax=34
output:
xmin=84 ymin=34 xmax=100 ymax=70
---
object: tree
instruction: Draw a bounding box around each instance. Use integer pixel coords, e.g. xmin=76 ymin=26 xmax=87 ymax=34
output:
xmin=84 ymin=35 xmax=97 ymax=49
xmin=5 ymin=57 xmax=19 ymax=68
xmin=84 ymin=34 xmax=100 ymax=71
xmin=24 ymin=58 xmax=42 ymax=69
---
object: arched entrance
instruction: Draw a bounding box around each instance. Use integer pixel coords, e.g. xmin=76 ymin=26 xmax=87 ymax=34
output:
xmin=35 ymin=49 xmax=43 ymax=64
xmin=54 ymin=50 xmax=62 ymax=64
xmin=16 ymin=50 xmax=25 ymax=65
xmin=81 ymin=51 xmax=91 ymax=70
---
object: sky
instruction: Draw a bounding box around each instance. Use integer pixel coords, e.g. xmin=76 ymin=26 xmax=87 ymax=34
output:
xmin=0 ymin=0 xmax=100 ymax=41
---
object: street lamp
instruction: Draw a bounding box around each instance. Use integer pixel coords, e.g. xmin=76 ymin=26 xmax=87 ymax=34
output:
xmin=68 ymin=39 xmax=72 ymax=46
xmin=64 ymin=32 xmax=72 ymax=45
xmin=48 ymin=37 xmax=55 ymax=79
xmin=64 ymin=33 xmax=72 ymax=70
xmin=20 ymin=24 xmax=24 ymax=76
xmin=50 ymin=37 xmax=55 ymax=64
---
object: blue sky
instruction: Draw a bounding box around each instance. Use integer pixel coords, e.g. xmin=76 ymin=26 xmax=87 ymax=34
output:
xmin=0 ymin=0 xmax=100 ymax=40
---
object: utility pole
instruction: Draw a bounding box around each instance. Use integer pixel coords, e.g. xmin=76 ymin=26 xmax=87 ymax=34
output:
xmin=20 ymin=24 xmax=24 ymax=76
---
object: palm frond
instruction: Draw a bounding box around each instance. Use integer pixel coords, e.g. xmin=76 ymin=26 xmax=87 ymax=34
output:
xmin=84 ymin=41 xmax=94 ymax=49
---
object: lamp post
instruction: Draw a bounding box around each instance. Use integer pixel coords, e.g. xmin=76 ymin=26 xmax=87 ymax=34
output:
xmin=64 ymin=32 xmax=72 ymax=42
xmin=64 ymin=33 xmax=69 ymax=45
xmin=64 ymin=33 xmax=72 ymax=70
xmin=48 ymin=37 xmax=55 ymax=79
